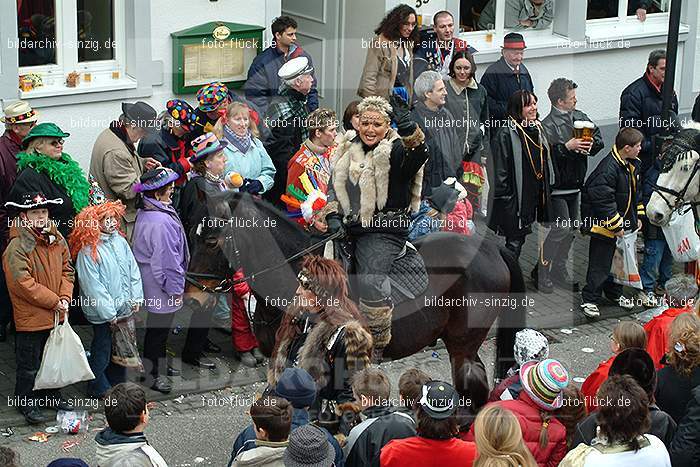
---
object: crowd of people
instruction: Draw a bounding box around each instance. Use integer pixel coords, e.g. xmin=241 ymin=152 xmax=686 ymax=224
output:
xmin=1 ymin=3 xmax=700 ymax=466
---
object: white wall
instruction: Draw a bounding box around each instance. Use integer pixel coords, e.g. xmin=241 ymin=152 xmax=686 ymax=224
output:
xmin=2 ymin=0 xmax=282 ymax=172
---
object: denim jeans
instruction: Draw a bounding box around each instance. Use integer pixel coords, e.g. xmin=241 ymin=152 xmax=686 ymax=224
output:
xmin=640 ymin=238 xmax=673 ymax=292
xmin=88 ymin=322 xmax=126 ymax=398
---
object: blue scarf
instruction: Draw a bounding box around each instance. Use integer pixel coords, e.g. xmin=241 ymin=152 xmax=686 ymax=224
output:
xmin=223 ymin=125 xmax=252 ymax=154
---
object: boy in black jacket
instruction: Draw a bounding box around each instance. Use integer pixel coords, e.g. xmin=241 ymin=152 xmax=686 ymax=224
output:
xmin=580 ymin=128 xmax=645 ymax=318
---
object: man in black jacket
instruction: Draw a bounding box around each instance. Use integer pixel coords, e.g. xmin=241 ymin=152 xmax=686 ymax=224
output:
xmin=580 ymin=128 xmax=644 ymax=318
xmin=480 ymin=33 xmax=534 ymax=136
xmin=669 ymin=372 xmax=700 ymax=467
xmin=344 ymin=368 xmax=416 ymax=467
xmin=538 ymin=79 xmax=604 ymax=292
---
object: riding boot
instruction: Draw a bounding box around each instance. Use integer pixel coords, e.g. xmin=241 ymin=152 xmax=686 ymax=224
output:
xmin=359 ymin=299 xmax=393 ymax=364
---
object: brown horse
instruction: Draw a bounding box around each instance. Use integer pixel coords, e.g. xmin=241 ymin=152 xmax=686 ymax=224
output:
xmin=186 ymin=192 xmax=527 ymax=385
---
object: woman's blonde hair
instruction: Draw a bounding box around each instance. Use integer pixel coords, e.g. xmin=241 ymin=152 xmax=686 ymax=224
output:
xmin=667 ymin=313 xmax=700 ymax=376
xmin=25 ymin=136 xmax=54 ymax=155
xmin=473 ymin=405 xmax=537 ymax=467
xmin=214 ymin=101 xmax=259 ymax=139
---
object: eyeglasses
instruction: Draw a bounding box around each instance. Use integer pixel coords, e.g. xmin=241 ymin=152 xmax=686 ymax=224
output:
xmin=50 ymin=139 xmax=64 ymax=147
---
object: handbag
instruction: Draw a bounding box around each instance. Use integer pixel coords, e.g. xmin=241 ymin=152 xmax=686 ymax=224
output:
xmin=111 ymin=315 xmax=144 ymax=372
xmin=34 ymin=312 xmax=95 ymax=390
xmin=662 ymin=206 xmax=700 ymax=262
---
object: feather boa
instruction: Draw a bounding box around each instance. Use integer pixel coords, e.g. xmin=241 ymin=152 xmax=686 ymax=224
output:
xmin=16 ymin=151 xmax=90 ymax=212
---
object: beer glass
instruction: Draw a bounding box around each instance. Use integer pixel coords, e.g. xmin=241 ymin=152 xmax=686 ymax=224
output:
xmin=574 ymin=121 xmax=594 ymax=141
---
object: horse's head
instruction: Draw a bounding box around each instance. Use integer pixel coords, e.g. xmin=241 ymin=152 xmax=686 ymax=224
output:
xmin=647 ymin=125 xmax=700 ymax=226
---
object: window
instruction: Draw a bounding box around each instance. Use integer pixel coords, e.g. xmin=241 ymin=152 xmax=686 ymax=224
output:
xmin=16 ymin=0 xmax=125 ymax=96
xmin=587 ymin=0 xmax=671 ymax=20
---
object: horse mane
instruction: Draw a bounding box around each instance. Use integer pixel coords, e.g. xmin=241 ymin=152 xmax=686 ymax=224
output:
xmin=660 ymin=125 xmax=700 ymax=173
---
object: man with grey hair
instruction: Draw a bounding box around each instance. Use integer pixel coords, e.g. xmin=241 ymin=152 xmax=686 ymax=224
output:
xmin=410 ymin=70 xmax=462 ymax=197
xmin=263 ymin=56 xmax=314 ymax=208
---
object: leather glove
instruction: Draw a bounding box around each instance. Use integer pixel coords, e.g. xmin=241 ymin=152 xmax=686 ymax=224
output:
xmin=241 ymin=178 xmax=264 ymax=194
xmin=389 ymin=94 xmax=416 ymax=137
xmin=325 ymin=214 xmax=346 ymax=238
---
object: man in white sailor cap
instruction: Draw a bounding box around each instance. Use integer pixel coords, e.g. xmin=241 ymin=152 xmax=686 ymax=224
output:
xmin=262 ymin=56 xmax=315 ymax=209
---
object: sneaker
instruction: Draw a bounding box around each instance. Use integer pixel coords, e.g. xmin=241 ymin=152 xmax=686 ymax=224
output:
xmin=580 ymin=302 xmax=600 ymax=318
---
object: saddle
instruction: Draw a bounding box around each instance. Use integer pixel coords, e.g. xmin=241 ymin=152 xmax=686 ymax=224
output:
xmin=333 ymin=238 xmax=429 ymax=305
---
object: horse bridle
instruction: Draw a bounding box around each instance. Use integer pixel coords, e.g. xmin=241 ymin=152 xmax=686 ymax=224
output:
xmin=651 ymin=157 xmax=700 ymax=212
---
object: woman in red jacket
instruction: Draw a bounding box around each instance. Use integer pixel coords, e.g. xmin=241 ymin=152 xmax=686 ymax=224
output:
xmin=467 ymin=359 xmax=569 ymax=467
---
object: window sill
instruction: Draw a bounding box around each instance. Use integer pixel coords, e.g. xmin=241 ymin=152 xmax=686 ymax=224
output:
xmin=20 ymin=75 xmax=137 ymax=100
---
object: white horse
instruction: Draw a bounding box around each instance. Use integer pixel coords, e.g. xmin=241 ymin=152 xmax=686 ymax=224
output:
xmin=647 ymin=122 xmax=700 ymax=227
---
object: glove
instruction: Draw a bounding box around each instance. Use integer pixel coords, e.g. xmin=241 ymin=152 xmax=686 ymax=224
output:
xmin=326 ymin=214 xmax=346 ymax=238
xmin=389 ymin=94 xmax=416 ymax=137
xmin=241 ymin=178 xmax=264 ymax=194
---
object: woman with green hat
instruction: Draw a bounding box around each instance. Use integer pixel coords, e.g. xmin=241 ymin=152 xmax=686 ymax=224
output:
xmin=9 ymin=122 xmax=90 ymax=239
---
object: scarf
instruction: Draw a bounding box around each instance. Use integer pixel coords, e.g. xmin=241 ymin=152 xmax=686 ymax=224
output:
xmin=16 ymin=151 xmax=90 ymax=212
xmin=223 ymin=125 xmax=252 ymax=154
xmin=109 ymin=120 xmax=136 ymax=154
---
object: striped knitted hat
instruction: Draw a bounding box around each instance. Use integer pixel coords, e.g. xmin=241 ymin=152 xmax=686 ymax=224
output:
xmin=520 ymin=358 xmax=569 ymax=411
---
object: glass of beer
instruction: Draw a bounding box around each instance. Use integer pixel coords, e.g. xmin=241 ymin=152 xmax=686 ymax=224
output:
xmin=574 ymin=121 xmax=595 ymax=141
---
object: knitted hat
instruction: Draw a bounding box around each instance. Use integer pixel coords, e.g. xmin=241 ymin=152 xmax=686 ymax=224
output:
xmin=5 ymin=191 xmax=63 ymax=210
xmin=132 ymin=167 xmax=179 ymax=193
xmin=22 ymin=122 xmax=70 ymax=144
xmin=190 ymin=132 xmax=229 ymax=163
xmin=274 ymin=368 xmax=317 ymax=408
xmin=1 ymin=100 xmax=38 ymax=124
xmin=283 ymin=425 xmax=335 ymax=467
xmin=520 ymin=359 xmax=569 ymax=411
xmin=418 ymin=380 xmax=459 ymax=419
xmin=513 ymin=328 xmax=550 ymax=368
xmin=165 ymin=99 xmax=197 ymax=131
xmin=503 ymin=32 xmax=526 ymax=50
xmin=610 ymin=348 xmax=656 ymax=395
xmin=196 ymin=82 xmax=229 ymax=112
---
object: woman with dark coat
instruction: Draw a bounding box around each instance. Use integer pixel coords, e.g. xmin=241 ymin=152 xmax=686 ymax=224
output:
xmin=10 ymin=123 xmax=90 ymax=239
xmin=487 ymin=90 xmax=553 ymax=260
xmin=267 ymin=256 xmax=372 ymax=412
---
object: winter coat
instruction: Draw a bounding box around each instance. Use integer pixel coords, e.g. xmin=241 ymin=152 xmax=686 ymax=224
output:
xmin=132 ymin=197 xmax=189 ymax=313
xmin=75 ymin=231 xmax=143 ymax=324
xmin=268 ymin=314 xmax=372 ymax=406
xmin=479 ymin=0 xmax=554 ymax=30
xmin=410 ymin=101 xmax=462 ymax=197
xmin=443 ymin=78 xmax=489 ymax=162
xmin=480 ymin=57 xmax=534 ymax=124
xmin=138 ymin=128 xmax=192 ymax=186
xmin=231 ymin=440 xmax=288 ymax=467
xmin=178 ymin=174 xmax=227 ymax=244
xmin=640 ymin=159 xmax=666 ymax=240
xmin=466 ymin=392 xmax=567 ymax=467
xmin=581 ymin=356 xmax=614 ymax=412
xmin=380 ymin=436 xmax=477 ymax=467
xmin=90 ymin=127 xmax=146 ymax=239
xmin=245 ymin=43 xmax=319 ymax=116
xmin=562 ymin=434 xmax=670 ymax=467
xmin=0 ymin=130 xmax=21 ymax=252
xmin=263 ymin=88 xmax=310 ymax=208
xmin=581 ymin=148 xmax=644 ymax=241
xmin=669 ymin=373 xmax=700 ymax=467
xmin=95 ymin=427 xmax=167 ymax=467
xmin=357 ymin=35 xmax=414 ymax=101
xmin=644 ymin=306 xmax=690 ymax=369
xmin=223 ymin=137 xmax=276 ymax=193
xmin=656 ymin=366 xmax=700 ymax=426
xmin=444 ymin=198 xmax=473 ymax=235
xmin=541 ymin=107 xmax=604 ymax=192
xmin=487 ymin=122 xmax=553 ymax=237
xmin=329 ymin=127 xmax=428 ymax=232
xmin=344 ymin=405 xmax=416 ymax=467
xmin=619 ymin=73 xmax=678 ymax=173
xmin=2 ymin=222 xmax=73 ymax=331
xmin=572 ymin=404 xmax=676 ymax=450
xmin=229 ymin=408 xmax=343 ymax=467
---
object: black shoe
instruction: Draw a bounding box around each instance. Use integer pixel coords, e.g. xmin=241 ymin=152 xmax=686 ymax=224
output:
xmin=182 ymin=356 xmax=217 ymax=370
xmin=167 ymin=366 xmax=181 ymax=377
xmin=0 ymin=324 xmax=6 ymax=342
xmin=21 ymin=407 xmax=47 ymax=425
xmin=151 ymin=376 xmax=172 ymax=394
xmin=204 ymin=339 xmax=222 ymax=353
xmin=531 ymin=266 xmax=553 ymax=294
xmin=239 ymin=352 xmax=257 ymax=368
xmin=550 ymin=269 xmax=580 ymax=292
xmin=251 ymin=347 xmax=265 ymax=364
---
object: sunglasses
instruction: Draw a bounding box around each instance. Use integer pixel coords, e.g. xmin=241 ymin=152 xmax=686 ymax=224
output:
xmin=49 ymin=139 xmax=64 ymax=147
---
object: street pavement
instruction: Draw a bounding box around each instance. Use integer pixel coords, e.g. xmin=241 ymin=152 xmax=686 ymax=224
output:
xmin=0 ymin=225 xmax=675 ymax=466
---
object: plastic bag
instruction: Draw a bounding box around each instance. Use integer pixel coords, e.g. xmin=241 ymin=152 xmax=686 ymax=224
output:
xmin=34 ymin=313 xmax=94 ymax=390
xmin=111 ymin=315 xmax=144 ymax=372
xmin=610 ymin=231 xmax=643 ymax=289
xmin=57 ymin=410 xmax=88 ymax=434
xmin=662 ymin=207 xmax=700 ymax=262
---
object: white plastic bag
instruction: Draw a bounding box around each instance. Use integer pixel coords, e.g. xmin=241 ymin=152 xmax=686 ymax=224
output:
xmin=610 ymin=231 xmax=643 ymax=289
xmin=34 ymin=312 xmax=94 ymax=390
xmin=662 ymin=207 xmax=700 ymax=262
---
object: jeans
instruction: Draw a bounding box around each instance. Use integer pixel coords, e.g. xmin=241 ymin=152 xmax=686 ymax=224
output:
xmin=88 ymin=322 xmax=126 ymax=398
xmin=14 ymin=330 xmax=51 ymax=410
xmin=640 ymin=238 xmax=673 ymax=292
xmin=542 ymin=192 xmax=580 ymax=272
xmin=582 ymin=236 xmax=623 ymax=304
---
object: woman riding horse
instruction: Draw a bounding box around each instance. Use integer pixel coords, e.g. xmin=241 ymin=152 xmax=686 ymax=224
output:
xmin=326 ymin=95 xmax=429 ymax=363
